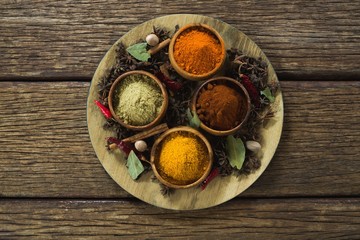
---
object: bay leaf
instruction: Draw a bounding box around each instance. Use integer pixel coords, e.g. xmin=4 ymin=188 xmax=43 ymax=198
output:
xmin=126 ymin=150 xmax=145 ymax=180
xmin=126 ymin=42 xmax=150 ymax=62
xmin=226 ymin=135 xmax=245 ymax=170
xmin=261 ymin=87 xmax=275 ymax=103
xmin=186 ymin=108 xmax=200 ymax=129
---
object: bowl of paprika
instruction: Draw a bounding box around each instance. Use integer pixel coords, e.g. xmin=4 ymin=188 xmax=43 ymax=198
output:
xmin=191 ymin=77 xmax=251 ymax=136
xmin=150 ymin=126 xmax=213 ymax=189
xmin=168 ymin=23 xmax=226 ymax=81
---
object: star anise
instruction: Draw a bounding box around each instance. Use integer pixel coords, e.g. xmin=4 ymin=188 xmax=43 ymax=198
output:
xmin=228 ymin=48 xmax=268 ymax=91
xmin=152 ymin=26 xmax=170 ymax=42
xmin=160 ymin=184 xmax=174 ymax=197
xmin=212 ymin=137 xmax=233 ymax=176
xmin=103 ymin=118 xmax=133 ymax=140
xmin=98 ymin=67 xmax=118 ymax=102
xmin=216 ymin=150 xmax=233 ymax=176
xmin=116 ymin=44 xmax=139 ymax=71
xmin=165 ymin=97 xmax=189 ymax=127
xmin=236 ymin=107 xmax=263 ymax=141
xmin=239 ymin=156 xmax=261 ymax=176
xmin=151 ymin=176 xmax=174 ymax=197
xmin=165 ymin=78 xmax=195 ymax=127
xmin=268 ymin=81 xmax=280 ymax=95
xmin=123 ymin=54 xmax=137 ymax=66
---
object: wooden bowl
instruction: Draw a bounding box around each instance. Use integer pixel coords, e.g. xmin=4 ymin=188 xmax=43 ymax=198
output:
xmin=168 ymin=23 xmax=226 ymax=81
xmin=191 ymin=77 xmax=251 ymax=136
xmin=150 ymin=126 xmax=213 ymax=189
xmin=108 ymin=70 xmax=168 ymax=131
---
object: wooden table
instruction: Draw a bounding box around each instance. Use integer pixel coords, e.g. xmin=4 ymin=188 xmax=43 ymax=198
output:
xmin=1 ymin=1 xmax=359 ymax=239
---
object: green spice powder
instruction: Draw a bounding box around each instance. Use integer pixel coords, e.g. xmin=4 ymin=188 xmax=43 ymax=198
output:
xmin=114 ymin=74 xmax=164 ymax=126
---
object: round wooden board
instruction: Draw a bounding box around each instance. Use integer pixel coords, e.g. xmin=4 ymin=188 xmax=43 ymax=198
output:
xmin=87 ymin=14 xmax=283 ymax=210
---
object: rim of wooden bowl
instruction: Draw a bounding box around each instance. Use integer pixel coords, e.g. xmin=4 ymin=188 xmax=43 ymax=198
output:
xmin=108 ymin=70 xmax=169 ymax=131
xmin=168 ymin=23 xmax=226 ymax=81
xmin=150 ymin=126 xmax=214 ymax=189
xmin=191 ymin=77 xmax=251 ymax=136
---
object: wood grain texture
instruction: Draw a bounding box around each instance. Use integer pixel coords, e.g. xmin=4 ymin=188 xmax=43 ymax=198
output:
xmin=0 ymin=198 xmax=359 ymax=239
xmin=0 ymin=81 xmax=359 ymax=198
xmin=1 ymin=1 xmax=359 ymax=80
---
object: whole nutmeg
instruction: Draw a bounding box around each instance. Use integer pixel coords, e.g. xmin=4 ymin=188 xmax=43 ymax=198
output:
xmin=146 ymin=34 xmax=159 ymax=46
xmin=135 ymin=140 xmax=147 ymax=152
xmin=246 ymin=141 xmax=261 ymax=153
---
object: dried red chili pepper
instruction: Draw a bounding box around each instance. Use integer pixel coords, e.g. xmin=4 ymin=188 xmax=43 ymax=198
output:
xmin=106 ymin=137 xmax=146 ymax=161
xmin=155 ymin=71 xmax=182 ymax=92
xmin=201 ymin=167 xmax=219 ymax=190
xmin=240 ymin=74 xmax=260 ymax=108
xmin=94 ymin=100 xmax=112 ymax=119
xmin=107 ymin=137 xmax=133 ymax=155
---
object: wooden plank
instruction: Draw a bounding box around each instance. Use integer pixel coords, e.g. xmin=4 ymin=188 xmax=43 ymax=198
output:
xmin=0 ymin=198 xmax=359 ymax=239
xmin=0 ymin=81 xmax=359 ymax=198
xmin=1 ymin=1 xmax=359 ymax=79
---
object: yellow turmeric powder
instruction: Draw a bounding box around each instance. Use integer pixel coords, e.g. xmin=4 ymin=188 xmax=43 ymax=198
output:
xmin=157 ymin=132 xmax=209 ymax=185
xmin=173 ymin=27 xmax=223 ymax=75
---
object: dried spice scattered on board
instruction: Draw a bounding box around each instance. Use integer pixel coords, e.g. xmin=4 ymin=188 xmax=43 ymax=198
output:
xmin=94 ymin=25 xmax=279 ymax=196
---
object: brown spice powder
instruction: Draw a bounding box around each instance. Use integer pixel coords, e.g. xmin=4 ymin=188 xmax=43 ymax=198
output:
xmin=196 ymin=84 xmax=244 ymax=130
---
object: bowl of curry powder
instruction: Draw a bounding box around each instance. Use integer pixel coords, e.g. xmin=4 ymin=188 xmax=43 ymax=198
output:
xmin=150 ymin=126 xmax=213 ymax=189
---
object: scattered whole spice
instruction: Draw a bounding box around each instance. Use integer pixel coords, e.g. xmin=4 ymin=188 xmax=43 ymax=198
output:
xmin=126 ymin=43 xmax=150 ymax=62
xmin=227 ymin=48 xmax=268 ymax=91
xmin=148 ymin=38 xmax=171 ymax=56
xmin=201 ymin=167 xmax=219 ymax=190
xmin=160 ymin=184 xmax=174 ymax=196
xmin=196 ymin=83 xmax=245 ymax=131
xmin=245 ymin=140 xmax=261 ymax=153
xmin=96 ymin=25 xmax=278 ymax=192
xmin=126 ymin=150 xmax=145 ymax=180
xmin=241 ymin=156 xmax=261 ymax=175
xmin=146 ymin=33 xmax=159 ymax=46
xmin=152 ymin=26 xmax=171 ymax=42
xmin=240 ymin=74 xmax=260 ymax=108
xmin=107 ymin=137 xmax=133 ymax=156
xmin=155 ymin=71 xmax=182 ymax=92
xmin=94 ymin=100 xmax=112 ymax=119
xmin=135 ymin=140 xmax=147 ymax=152
xmin=122 ymin=123 xmax=169 ymax=143
xmin=107 ymin=137 xmax=147 ymax=162
xmin=113 ymin=74 xmax=164 ymax=126
xmin=173 ymin=27 xmax=223 ymax=75
xmin=157 ymin=132 xmax=210 ymax=185
xmin=226 ymin=135 xmax=246 ymax=170
xmin=165 ymin=80 xmax=195 ymax=127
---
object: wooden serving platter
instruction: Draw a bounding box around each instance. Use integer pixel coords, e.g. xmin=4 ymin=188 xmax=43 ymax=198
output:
xmin=87 ymin=14 xmax=283 ymax=210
